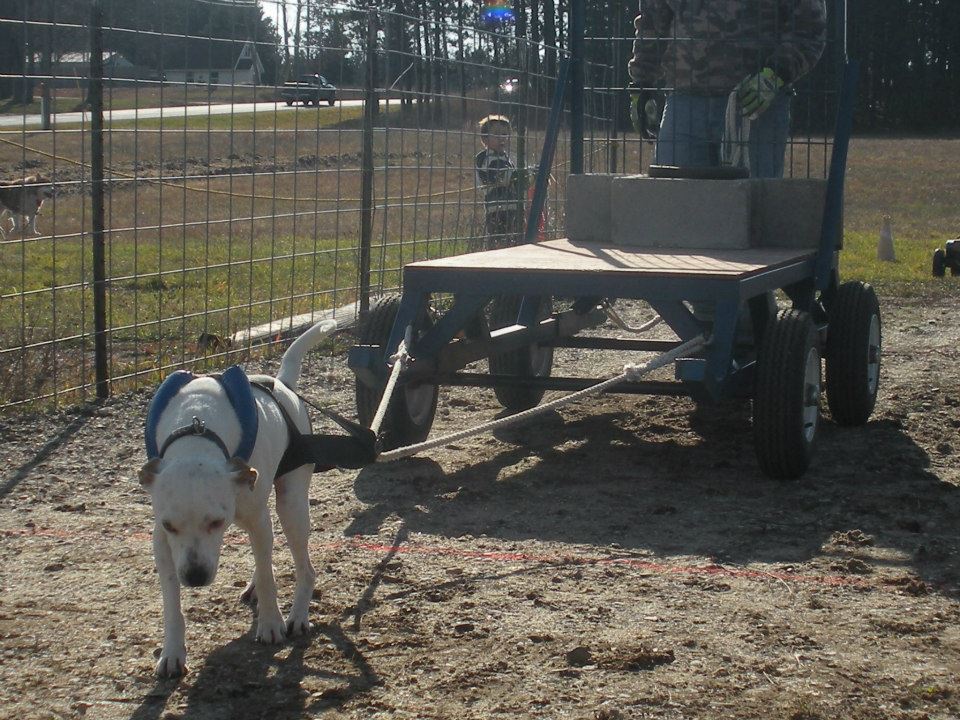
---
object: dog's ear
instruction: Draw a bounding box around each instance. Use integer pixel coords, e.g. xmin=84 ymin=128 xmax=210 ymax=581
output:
xmin=228 ymin=457 xmax=258 ymax=491
xmin=139 ymin=457 xmax=162 ymax=487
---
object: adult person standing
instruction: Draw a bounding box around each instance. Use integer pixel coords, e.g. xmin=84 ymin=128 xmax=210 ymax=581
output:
xmin=628 ymin=0 xmax=828 ymax=179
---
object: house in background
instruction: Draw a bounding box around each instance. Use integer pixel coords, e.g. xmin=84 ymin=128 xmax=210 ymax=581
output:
xmin=29 ymin=50 xmax=154 ymax=88
xmin=160 ymin=41 xmax=265 ymax=87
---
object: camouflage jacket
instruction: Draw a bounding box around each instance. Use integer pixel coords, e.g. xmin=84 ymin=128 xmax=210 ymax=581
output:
xmin=628 ymin=0 xmax=827 ymax=93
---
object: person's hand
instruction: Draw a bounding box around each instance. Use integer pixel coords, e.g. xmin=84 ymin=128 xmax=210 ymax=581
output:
xmin=629 ymin=85 xmax=661 ymax=139
xmin=735 ymin=67 xmax=784 ymax=119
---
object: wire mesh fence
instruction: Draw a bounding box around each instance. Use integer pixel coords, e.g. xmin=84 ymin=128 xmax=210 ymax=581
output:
xmin=0 ymin=0 xmax=847 ymax=413
xmin=0 ymin=1 xmax=583 ymax=412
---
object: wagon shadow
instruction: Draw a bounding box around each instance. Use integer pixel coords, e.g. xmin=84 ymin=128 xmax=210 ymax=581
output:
xmin=351 ymin=405 xmax=958 ymax=596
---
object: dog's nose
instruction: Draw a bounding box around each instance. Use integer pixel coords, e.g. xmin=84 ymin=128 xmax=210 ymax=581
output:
xmin=182 ymin=565 xmax=210 ymax=587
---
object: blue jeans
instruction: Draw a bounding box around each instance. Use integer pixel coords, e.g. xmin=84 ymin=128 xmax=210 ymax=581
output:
xmin=655 ymin=92 xmax=791 ymax=179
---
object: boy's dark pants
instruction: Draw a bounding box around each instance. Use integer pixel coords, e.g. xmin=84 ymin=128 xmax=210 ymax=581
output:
xmin=484 ymin=208 xmax=523 ymax=249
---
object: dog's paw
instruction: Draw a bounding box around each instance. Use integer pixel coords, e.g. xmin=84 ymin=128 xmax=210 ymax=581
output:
xmin=155 ymin=648 xmax=187 ymax=678
xmin=285 ymin=613 xmax=312 ymax=638
xmin=256 ymin=614 xmax=287 ymax=644
xmin=239 ymin=581 xmax=257 ymax=606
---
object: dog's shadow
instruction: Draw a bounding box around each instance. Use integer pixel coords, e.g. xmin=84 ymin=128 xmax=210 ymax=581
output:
xmin=128 ymin=610 xmax=379 ymax=720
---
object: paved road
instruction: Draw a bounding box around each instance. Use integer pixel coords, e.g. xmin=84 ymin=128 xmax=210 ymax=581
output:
xmin=0 ymin=98 xmax=364 ymax=129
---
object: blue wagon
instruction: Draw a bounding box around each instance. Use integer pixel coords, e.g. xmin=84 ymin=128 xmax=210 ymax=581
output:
xmin=348 ymin=56 xmax=879 ymax=480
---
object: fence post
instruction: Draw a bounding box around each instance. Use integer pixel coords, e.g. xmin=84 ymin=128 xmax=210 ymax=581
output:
xmin=89 ymin=0 xmax=108 ymax=399
xmin=570 ymin=0 xmax=585 ymax=174
xmin=359 ymin=8 xmax=377 ymax=315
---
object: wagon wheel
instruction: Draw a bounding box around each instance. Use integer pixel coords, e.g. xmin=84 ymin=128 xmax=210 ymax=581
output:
xmin=825 ymin=281 xmax=881 ymax=426
xmin=355 ymin=295 xmax=439 ymax=451
xmin=753 ymin=309 xmax=821 ymax=479
xmin=488 ymin=295 xmax=554 ymax=411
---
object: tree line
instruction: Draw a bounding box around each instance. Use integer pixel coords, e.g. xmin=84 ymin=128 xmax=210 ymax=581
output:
xmin=0 ymin=0 xmax=956 ymax=132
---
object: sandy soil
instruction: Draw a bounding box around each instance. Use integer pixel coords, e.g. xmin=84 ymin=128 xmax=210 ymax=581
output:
xmin=0 ymin=292 xmax=957 ymax=720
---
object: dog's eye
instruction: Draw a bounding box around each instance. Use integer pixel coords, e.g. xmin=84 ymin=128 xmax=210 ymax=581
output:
xmin=207 ymin=519 xmax=225 ymax=533
xmin=161 ymin=520 xmax=178 ymax=534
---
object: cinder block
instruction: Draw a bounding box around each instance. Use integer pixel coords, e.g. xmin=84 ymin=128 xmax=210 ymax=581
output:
xmin=753 ymin=178 xmax=827 ymax=249
xmin=610 ymin=176 xmax=754 ymax=249
xmin=565 ymin=173 xmax=615 ymax=244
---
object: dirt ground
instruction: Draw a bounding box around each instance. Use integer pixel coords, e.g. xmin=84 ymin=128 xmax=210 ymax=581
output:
xmin=1 ymin=292 xmax=958 ymax=720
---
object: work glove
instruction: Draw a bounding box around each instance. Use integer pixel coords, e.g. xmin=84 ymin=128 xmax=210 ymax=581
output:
xmin=629 ymin=85 xmax=662 ymax=139
xmin=735 ymin=67 xmax=784 ymax=120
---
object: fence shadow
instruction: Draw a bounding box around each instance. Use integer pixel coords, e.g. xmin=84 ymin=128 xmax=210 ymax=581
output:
xmin=0 ymin=411 xmax=90 ymax=499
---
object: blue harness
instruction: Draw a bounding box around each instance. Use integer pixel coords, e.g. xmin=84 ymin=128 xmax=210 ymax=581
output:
xmin=145 ymin=365 xmax=377 ymax=473
xmin=145 ymin=365 xmax=259 ymax=462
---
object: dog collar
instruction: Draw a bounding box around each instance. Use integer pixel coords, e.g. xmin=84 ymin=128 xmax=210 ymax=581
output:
xmin=145 ymin=365 xmax=258 ymax=462
xmin=156 ymin=416 xmax=233 ymax=460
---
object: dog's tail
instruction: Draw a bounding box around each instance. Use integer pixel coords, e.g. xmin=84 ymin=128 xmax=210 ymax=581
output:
xmin=277 ymin=318 xmax=338 ymax=391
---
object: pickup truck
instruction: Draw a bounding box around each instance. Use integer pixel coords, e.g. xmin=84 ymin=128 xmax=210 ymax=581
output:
xmin=279 ymin=74 xmax=337 ymax=107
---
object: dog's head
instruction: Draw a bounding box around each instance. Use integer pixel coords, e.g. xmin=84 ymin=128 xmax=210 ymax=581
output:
xmin=30 ymin=175 xmax=55 ymax=207
xmin=139 ymin=455 xmax=257 ymax=587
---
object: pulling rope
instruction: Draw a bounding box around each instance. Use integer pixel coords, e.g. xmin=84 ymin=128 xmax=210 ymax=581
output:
xmin=368 ymin=326 xmax=413 ymax=436
xmin=375 ymin=334 xmax=707 ymax=463
xmin=603 ymin=302 xmax=663 ymax=335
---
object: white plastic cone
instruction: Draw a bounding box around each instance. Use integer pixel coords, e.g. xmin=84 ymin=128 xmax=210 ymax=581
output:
xmin=877 ymin=215 xmax=896 ymax=262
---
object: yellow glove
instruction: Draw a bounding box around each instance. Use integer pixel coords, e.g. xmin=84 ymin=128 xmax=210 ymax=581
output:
xmin=735 ymin=68 xmax=784 ymax=119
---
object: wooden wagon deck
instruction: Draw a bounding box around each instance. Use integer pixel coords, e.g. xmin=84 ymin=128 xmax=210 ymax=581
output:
xmin=407 ymin=239 xmax=816 ymax=280
xmin=401 ymin=239 xmax=819 ymax=303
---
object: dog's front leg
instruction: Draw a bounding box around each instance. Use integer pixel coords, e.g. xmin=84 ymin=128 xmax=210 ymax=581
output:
xmin=245 ymin=509 xmax=286 ymax=643
xmin=274 ymin=470 xmax=317 ymax=636
xmin=153 ymin=524 xmax=188 ymax=677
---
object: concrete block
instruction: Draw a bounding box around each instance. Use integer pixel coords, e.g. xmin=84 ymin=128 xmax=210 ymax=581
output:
xmin=565 ymin=173 xmax=615 ymax=243
xmin=610 ymin=176 xmax=753 ymax=249
xmin=753 ymin=178 xmax=826 ymax=249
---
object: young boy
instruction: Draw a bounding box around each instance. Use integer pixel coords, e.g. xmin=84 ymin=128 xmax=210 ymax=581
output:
xmin=475 ymin=114 xmax=522 ymax=249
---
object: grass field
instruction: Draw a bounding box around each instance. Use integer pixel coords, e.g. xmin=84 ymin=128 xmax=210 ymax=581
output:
xmin=0 ymin=115 xmax=958 ymax=409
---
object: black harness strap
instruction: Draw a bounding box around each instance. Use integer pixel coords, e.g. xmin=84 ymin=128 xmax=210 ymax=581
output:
xmin=249 ymin=379 xmax=377 ymax=475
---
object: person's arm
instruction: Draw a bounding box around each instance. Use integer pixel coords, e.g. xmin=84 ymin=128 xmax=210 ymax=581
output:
xmin=767 ymin=0 xmax=828 ymax=85
xmin=627 ymin=0 xmax=673 ymax=85
xmin=476 ymin=149 xmax=498 ymax=188
xmin=482 ymin=151 xmax=515 ymax=189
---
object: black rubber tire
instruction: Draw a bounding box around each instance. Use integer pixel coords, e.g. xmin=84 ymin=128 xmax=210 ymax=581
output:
xmin=285 ymin=99 xmax=293 ymax=107
xmin=327 ymin=97 xmax=336 ymax=106
xmin=355 ymin=295 xmax=439 ymax=451
xmin=932 ymin=248 xmax=946 ymax=277
xmin=487 ymin=295 xmax=554 ymax=411
xmin=825 ymin=281 xmax=882 ymax=426
xmin=753 ymin=309 xmax=821 ymax=479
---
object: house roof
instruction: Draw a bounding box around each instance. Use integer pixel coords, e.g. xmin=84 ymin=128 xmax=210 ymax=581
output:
xmin=28 ymin=51 xmax=132 ymax=67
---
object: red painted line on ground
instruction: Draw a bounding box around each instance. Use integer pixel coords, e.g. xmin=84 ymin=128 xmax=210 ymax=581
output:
xmin=2 ymin=525 xmax=886 ymax=591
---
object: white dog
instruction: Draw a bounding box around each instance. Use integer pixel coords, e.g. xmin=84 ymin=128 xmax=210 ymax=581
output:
xmin=139 ymin=319 xmax=375 ymax=677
